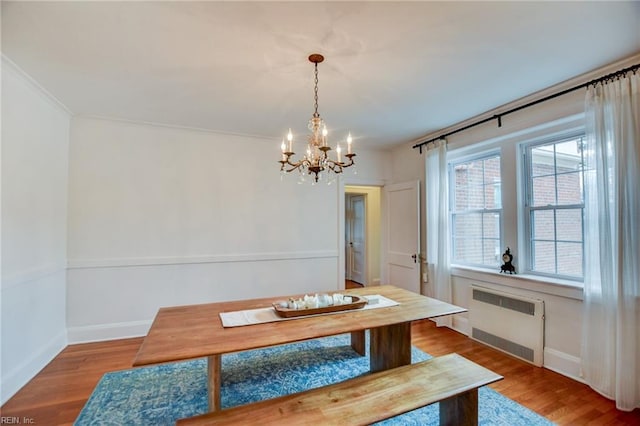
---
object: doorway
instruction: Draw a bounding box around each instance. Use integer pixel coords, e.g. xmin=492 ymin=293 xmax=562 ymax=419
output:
xmin=346 ymin=193 xmax=365 ymax=285
xmin=345 ymin=186 xmax=381 ymax=287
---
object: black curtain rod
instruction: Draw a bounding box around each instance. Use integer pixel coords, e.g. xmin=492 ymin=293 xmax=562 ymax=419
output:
xmin=413 ymin=63 xmax=640 ymax=153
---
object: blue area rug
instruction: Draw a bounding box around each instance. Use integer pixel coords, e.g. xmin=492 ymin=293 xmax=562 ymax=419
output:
xmin=75 ymin=334 xmax=553 ymax=425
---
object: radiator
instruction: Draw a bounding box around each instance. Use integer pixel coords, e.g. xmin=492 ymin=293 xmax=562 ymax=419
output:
xmin=469 ymin=285 xmax=544 ymax=366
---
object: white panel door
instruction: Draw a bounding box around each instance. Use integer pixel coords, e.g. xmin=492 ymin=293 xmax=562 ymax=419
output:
xmin=385 ymin=181 xmax=420 ymax=293
xmin=347 ymin=194 xmax=366 ymax=284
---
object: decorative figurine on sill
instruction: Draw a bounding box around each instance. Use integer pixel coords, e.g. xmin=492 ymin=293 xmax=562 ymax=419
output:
xmin=500 ymin=247 xmax=516 ymax=274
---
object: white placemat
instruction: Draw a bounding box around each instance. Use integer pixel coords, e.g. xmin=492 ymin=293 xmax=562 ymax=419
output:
xmin=220 ymin=295 xmax=399 ymax=328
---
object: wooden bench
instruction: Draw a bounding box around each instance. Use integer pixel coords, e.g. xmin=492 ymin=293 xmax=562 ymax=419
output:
xmin=177 ymin=353 xmax=503 ymax=426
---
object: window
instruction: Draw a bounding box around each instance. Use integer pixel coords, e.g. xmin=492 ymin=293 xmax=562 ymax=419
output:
xmin=450 ymin=153 xmax=502 ymax=267
xmin=523 ymin=134 xmax=585 ymax=279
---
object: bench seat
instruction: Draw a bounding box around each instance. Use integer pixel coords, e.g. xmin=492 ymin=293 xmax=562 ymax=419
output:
xmin=177 ymin=353 xmax=503 ymax=426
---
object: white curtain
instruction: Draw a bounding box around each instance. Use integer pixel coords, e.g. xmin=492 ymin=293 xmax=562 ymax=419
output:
xmin=426 ymin=139 xmax=452 ymax=327
xmin=581 ymin=71 xmax=640 ymax=411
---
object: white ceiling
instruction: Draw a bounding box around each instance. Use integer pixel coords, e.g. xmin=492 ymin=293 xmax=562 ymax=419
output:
xmin=2 ymin=1 xmax=639 ymax=149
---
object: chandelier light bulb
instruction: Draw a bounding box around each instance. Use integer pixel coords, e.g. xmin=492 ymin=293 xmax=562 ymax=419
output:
xmin=287 ymin=128 xmax=293 ymax=152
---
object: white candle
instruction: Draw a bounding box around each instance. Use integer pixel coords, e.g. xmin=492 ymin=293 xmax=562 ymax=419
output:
xmin=322 ymin=125 xmax=328 ymax=147
xmin=347 ymin=133 xmax=353 ymax=154
xmin=287 ymin=128 xmax=293 ymax=152
xmin=336 ymin=144 xmax=342 ymax=163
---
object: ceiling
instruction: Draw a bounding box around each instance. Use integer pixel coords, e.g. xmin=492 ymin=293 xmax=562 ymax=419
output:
xmin=2 ymin=1 xmax=639 ymax=149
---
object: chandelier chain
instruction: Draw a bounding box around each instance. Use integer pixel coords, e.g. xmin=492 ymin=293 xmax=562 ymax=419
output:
xmin=313 ymin=62 xmax=320 ymax=118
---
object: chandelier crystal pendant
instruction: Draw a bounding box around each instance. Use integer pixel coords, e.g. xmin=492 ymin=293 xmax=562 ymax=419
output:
xmin=279 ymin=54 xmax=356 ymax=183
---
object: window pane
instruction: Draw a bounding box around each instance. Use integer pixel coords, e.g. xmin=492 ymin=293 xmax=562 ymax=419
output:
xmin=454 ymin=183 xmax=469 ymax=211
xmin=532 ymin=210 xmax=554 ymax=240
xmin=454 ymin=214 xmax=482 ymax=238
xmin=556 ymin=209 xmax=582 ymax=242
xmin=453 ymin=165 xmax=469 ymax=211
xmin=557 ymin=242 xmax=583 ymax=277
xmin=555 ymin=139 xmax=582 ymax=173
xmin=483 ymin=213 xmax=500 ymax=238
xmin=532 ymin=175 xmax=556 ymax=206
xmin=524 ymin=135 xmax=585 ymax=280
xmin=531 ymin=145 xmax=555 ymax=177
xmin=453 ymin=238 xmax=467 ymax=261
xmin=467 ymin=185 xmax=485 ymax=209
xmin=483 ymin=239 xmax=500 ymax=265
xmin=557 ymin=172 xmax=582 ymax=205
xmin=533 ymin=241 xmax=556 ymax=274
xmin=455 ymin=238 xmax=483 ymax=263
xmin=484 ymin=183 xmax=501 ymax=209
xmin=483 ymin=156 xmax=501 ymax=180
xmin=467 ymin=164 xmax=484 ymax=186
xmin=493 ymin=183 xmax=502 ymax=209
xmin=450 ymin=154 xmax=501 ymax=267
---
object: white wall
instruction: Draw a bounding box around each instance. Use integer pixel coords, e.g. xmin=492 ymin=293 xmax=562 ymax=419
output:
xmin=1 ymin=58 xmax=70 ymax=404
xmin=66 ymin=117 xmax=391 ymax=342
xmin=389 ymin=54 xmax=640 ymax=382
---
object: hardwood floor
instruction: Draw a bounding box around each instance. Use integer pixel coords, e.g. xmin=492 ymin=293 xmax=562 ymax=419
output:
xmin=345 ymin=279 xmax=363 ymax=288
xmin=2 ymin=321 xmax=639 ymax=425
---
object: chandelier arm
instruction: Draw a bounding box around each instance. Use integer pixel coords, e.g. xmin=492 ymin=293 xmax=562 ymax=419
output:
xmin=324 ymin=161 xmax=343 ymax=174
xmin=280 ymin=156 xmax=314 ymax=173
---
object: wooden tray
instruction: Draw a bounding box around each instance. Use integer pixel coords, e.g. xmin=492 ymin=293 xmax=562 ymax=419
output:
xmin=273 ymin=296 xmax=368 ymax=318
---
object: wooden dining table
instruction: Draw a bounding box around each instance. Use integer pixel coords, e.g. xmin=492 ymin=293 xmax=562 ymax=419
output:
xmin=133 ymin=285 xmax=466 ymax=412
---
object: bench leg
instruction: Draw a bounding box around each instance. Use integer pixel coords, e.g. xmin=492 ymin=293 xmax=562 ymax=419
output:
xmin=370 ymin=321 xmax=411 ymax=372
xmin=207 ymin=355 xmax=221 ymax=412
xmin=350 ymin=330 xmax=366 ymax=356
xmin=439 ymin=389 xmax=478 ymax=426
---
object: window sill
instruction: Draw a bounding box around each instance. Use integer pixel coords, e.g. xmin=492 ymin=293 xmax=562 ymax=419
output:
xmin=450 ymin=264 xmax=584 ymax=301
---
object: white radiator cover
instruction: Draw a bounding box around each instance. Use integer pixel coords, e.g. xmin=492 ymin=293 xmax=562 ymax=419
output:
xmin=469 ymin=285 xmax=545 ymax=366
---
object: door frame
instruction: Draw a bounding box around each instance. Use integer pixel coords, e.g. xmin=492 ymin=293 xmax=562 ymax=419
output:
xmin=338 ymin=179 xmax=384 ymax=290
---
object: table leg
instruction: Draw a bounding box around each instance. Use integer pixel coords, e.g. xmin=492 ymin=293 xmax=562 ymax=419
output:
xmin=370 ymin=321 xmax=411 ymax=372
xmin=439 ymin=388 xmax=478 ymax=426
xmin=350 ymin=330 xmax=366 ymax=356
xmin=207 ymin=354 xmax=221 ymax=412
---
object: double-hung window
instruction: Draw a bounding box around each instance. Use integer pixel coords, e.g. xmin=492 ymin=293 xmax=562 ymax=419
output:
xmin=523 ymin=134 xmax=585 ymax=280
xmin=450 ymin=153 xmax=502 ymax=267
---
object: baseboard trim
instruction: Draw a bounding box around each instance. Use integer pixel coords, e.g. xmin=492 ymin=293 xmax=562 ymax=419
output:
xmin=67 ymin=320 xmax=152 ymax=344
xmin=543 ymin=347 xmax=585 ymax=383
xmin=1 ymin=330 xmax=67 ymax=405
xmin=451 ymin=315 xmax=470 ymax=336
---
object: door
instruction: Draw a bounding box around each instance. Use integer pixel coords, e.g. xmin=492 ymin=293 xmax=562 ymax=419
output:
xmin=346 ymin=194 xmax=366 ymax=284
xmin=385 ymin=181 xmax=420 ymax=293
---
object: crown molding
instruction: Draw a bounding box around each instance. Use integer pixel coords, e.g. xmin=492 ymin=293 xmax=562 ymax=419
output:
xmin=2 ymin=54 xmax=73 ymax=116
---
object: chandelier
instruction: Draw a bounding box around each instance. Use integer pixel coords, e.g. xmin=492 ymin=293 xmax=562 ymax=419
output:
xmin=279 ymin=54 xmax=356 ymax=183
